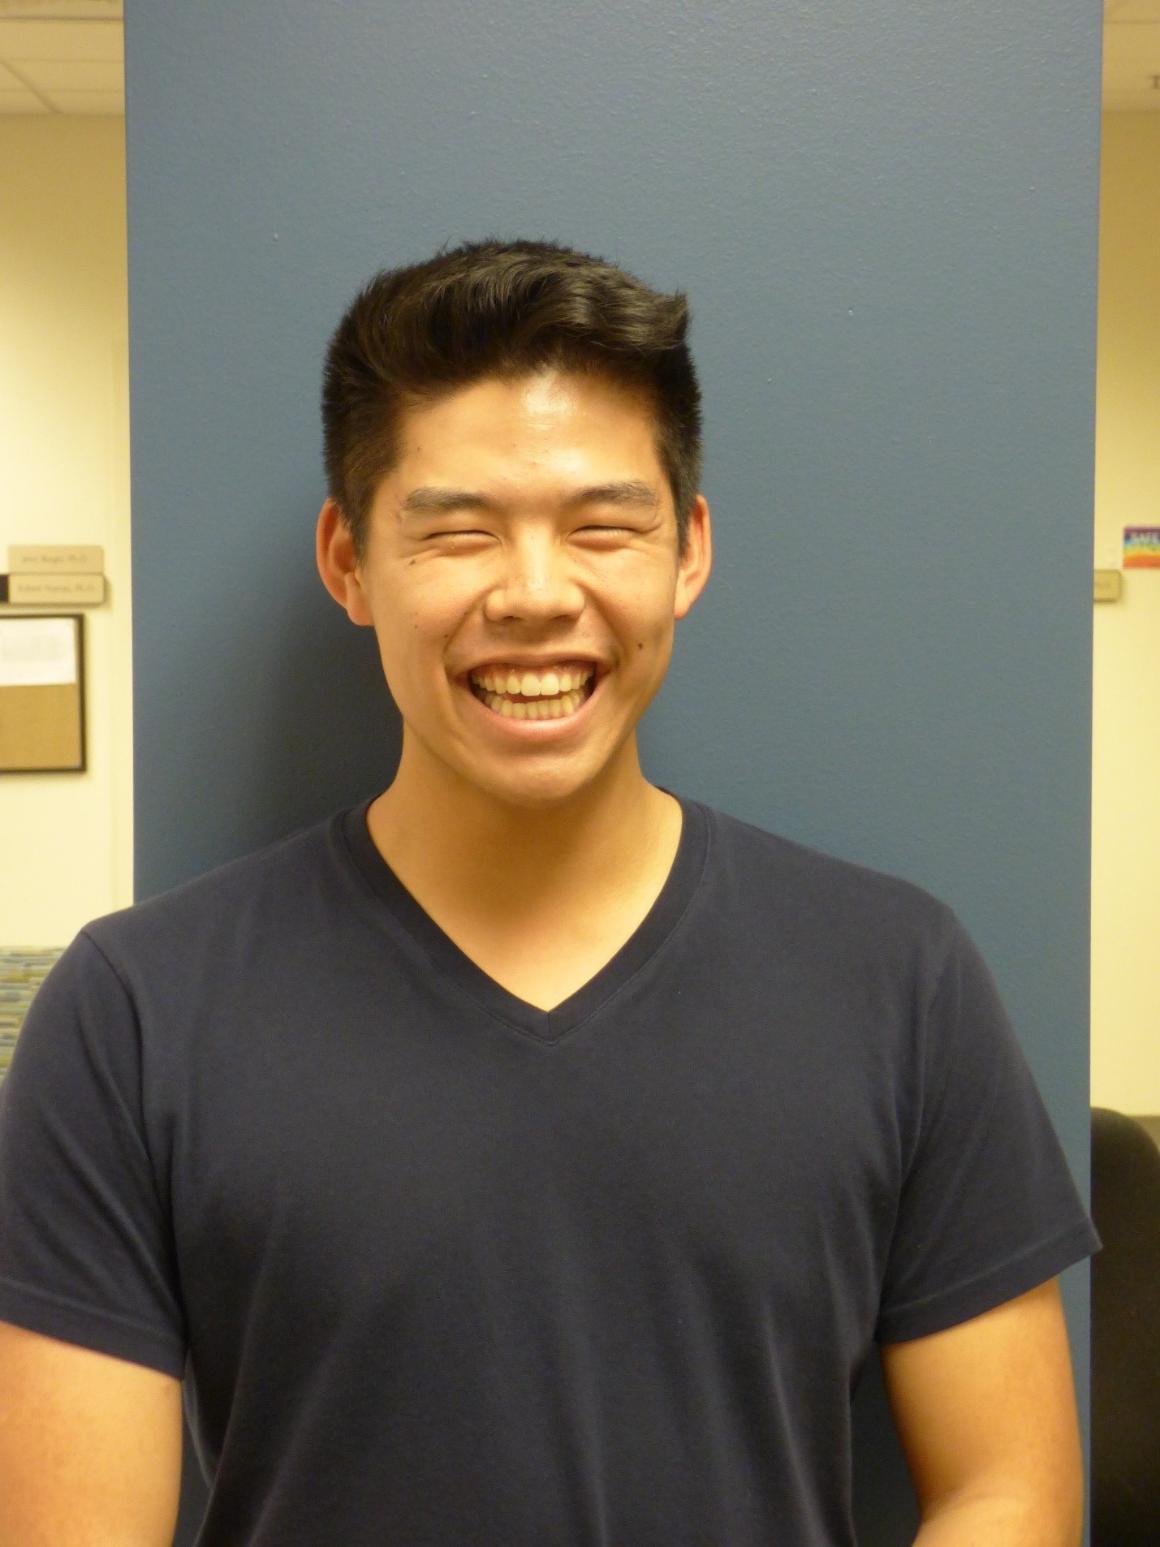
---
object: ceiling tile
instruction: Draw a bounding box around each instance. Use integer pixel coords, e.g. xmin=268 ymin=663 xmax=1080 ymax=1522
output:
xmin=0 ymin=0 xmax=122 ymax=14
xmin=38 ymin=87 xmax=121 ymax=114
xmin=0 ymin=89 xmax=48 ymax=113
xmin=14 ymin=56 xmax=121 ymax=90
xmin=1105 ymin=0 xmax=1160 ymax=21
xmin=0 ymin=19 xmax=122 ymax=61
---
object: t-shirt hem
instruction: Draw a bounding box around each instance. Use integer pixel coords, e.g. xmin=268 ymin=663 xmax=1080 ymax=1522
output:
xmin=0 ymin=1276 xmax=186 ymax=1378
xmin=875 ymin=1216 xmax=1101 ymax=1343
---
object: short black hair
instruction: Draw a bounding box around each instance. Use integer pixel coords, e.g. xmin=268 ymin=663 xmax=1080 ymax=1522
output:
xmin=322 ymin=237 xmax=702 ymax=553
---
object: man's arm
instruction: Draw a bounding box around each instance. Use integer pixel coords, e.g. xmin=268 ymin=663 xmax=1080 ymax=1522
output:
xmin=881 ymin=1278 xmax=1084 ymax=1547
xmin=0 ymin=1320 xmax=183 ymax=1547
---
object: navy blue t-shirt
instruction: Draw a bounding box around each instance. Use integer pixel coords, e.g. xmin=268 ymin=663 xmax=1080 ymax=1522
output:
xmin=0 ymin=799 xmax=1097 ymax=1545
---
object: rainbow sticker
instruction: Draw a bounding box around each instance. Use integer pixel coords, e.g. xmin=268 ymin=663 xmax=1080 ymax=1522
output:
xmin=1123 ymin=528 xmax=1160 ymax=569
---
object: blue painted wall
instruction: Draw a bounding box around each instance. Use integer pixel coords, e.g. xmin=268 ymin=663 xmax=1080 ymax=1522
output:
xmin=126 ymin=2 xmax=1101 ymax=1539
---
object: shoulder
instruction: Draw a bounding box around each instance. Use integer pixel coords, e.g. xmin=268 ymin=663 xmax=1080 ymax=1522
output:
xmin=689 ymin=798 xmax=962 ymax=974
xmin=79 ymin=806 xmax=365 ymax=986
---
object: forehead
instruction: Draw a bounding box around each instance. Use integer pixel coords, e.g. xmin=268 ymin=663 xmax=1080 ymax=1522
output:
xmin=387 ymin=370 xmax=665 ymax=492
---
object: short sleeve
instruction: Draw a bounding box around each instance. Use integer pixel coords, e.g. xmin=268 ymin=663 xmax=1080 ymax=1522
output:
xmin=876 ymin=918 xmax=1099 ymax=1343
xmin=0 ymin=932 xmax=186 ymax=1376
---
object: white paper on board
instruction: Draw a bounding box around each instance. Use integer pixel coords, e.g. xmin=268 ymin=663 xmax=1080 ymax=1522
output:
xmin=0 ymin=618 xmax=78 ymax=687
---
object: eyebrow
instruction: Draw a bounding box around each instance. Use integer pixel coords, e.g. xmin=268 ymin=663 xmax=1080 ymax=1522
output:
xmin=398 ymin=480 xmax=660 ymax=517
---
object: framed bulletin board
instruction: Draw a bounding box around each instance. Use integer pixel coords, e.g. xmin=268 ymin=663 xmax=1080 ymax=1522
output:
xmin=0 ymin=615 xmax=86 ymax=773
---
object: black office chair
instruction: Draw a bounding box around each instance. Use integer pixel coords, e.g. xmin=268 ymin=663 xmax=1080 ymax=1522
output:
xmin=1089 ymin=1107 xmax=1160 ymax=1547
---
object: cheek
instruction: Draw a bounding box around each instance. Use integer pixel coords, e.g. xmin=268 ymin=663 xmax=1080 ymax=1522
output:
xmin=405 ymin=562 xmax=483 ymax=623
xmin=600 ymin=560 xmax=677 ymax=621
xmin=367 ymin=586 xmax=462 ymax=688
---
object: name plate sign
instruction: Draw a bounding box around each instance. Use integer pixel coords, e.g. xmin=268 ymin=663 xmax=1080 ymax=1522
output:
xmin=0 ymin=575 xmax=106 ymax=606
xmin=7 ymin=545 xmax=105 ymax=575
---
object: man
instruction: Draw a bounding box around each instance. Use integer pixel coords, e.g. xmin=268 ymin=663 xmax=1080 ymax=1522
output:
xmin=0 ymin=239 xmax=1097 ymax=1545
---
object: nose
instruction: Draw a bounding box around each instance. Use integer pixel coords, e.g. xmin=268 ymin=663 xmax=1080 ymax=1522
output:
xmin=482 ymin=531 xmax=584 ymax=625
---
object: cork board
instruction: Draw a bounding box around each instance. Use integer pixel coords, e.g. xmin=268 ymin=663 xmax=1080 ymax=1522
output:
xmin=0 ymin=616 xmax=85 ymax=773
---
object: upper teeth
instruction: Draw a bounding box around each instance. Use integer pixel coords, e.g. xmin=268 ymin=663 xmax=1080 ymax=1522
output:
xmin=469 ymin=664 xmax=594 ymax=698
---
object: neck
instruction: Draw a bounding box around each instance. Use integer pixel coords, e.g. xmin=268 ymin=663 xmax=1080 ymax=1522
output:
xmin=367 ymin=736 xmax=676 ymax=925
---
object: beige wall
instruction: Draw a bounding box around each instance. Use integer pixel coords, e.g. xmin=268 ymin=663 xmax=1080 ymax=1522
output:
xmin=0 ymin=117 xmax=132 ymax=945
xmin=1092 ymin=113 xmax=1160 ymax=1113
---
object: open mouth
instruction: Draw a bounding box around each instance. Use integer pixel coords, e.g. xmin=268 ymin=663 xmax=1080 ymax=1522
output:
xmin=467 ymin=662 xmax=597 ymax=722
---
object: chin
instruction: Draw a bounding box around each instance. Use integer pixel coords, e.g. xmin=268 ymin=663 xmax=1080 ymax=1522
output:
xmin=471 ymin=763 xmax=605 ymax=814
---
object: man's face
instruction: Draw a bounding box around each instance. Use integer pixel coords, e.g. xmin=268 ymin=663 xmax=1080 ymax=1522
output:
xmin=319 ymin=368 xmax=710 ymax=810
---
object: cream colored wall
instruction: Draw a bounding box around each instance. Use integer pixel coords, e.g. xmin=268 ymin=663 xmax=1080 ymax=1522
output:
xmin=1091 ymin=113 xmax=1160 ymax=1113
xmin=0 ymin=117 xmax=132 ymax=945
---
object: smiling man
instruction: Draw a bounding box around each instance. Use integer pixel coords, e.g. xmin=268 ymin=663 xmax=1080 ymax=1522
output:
xmin=0 ymin=240 xmax=1097 ymax=1547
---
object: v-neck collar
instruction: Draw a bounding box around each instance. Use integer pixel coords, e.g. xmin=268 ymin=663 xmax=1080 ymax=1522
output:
xmin=340 ymin=795 xmax=708 ymax=1044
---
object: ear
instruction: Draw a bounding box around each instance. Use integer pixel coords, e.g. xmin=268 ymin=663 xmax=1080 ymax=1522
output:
xmin=673 ymin=494 xmax=712 ymax=620
xmin=316 ymin=498 xmax=373 ymax=626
